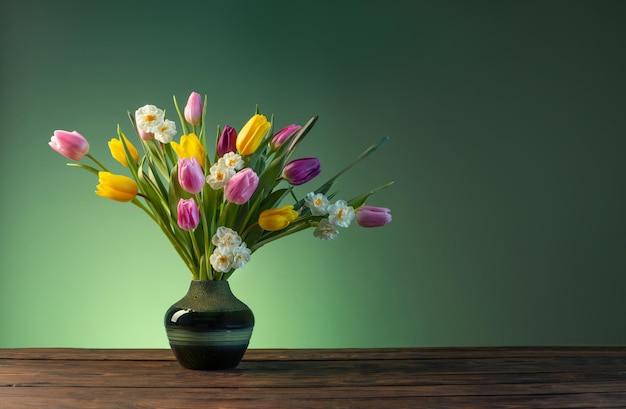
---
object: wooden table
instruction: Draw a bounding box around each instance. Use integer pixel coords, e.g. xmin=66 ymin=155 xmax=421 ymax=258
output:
xmin=1 ymin=347 xmax=625 ymax=408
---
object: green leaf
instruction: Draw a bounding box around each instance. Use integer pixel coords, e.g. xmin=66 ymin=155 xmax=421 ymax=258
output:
xmin=117 ymin=126 xmax=140 ymax=179
xmin=199 ymin=94 xmax=208 ymax=146
xmin=260 ymin=187 xmax=290 ymax=211
xmin=347 ymin=181 xmax=395 ymax=208
xmin=293 ymin=136 xmax=390 ymax=210
xmin=284 ymin=115 xmax=318 ymax=163
xmin=67 ymin=163 xmax=100 ymax=176
xmin=167 ymin=165 xmax=192 ymax=218
xmin=173 ymin=95 xmax=189 ymax=136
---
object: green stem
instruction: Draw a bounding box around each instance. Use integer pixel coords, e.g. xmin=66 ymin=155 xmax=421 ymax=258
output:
xmin=241 ymin=222 xmax=259 ymax=241
xmin=216 ymin=201 xmax=232 ymax=228
xmin=86 ymin=154 xmax=110 ymax=172
xmin=188 ymin=229 xmax=201 ymax=274
xmin=131 ymin=196 xmax=197 ymax=278
xmin=288 ymin=187 xmax=298 ymax=203
xmin=250 ymin=221 xmax=312 ymax=252
xmin=196 ymin=193 xmax=212 ymax=280
xmin=131 ymin=197 xmax=156 ymax=220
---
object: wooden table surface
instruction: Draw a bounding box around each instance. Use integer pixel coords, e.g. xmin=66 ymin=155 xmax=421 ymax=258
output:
xmin=1 ymin=347 xmax=625 ymax=408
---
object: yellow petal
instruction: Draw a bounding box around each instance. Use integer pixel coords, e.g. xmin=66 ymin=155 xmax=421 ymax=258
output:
xmin=258 ymin=205 xmax=298 ymax=231
xmin=95 ymin=172 xmax=138 ymax=202
xmin=236 ymin=114 xmax=270 ymax=155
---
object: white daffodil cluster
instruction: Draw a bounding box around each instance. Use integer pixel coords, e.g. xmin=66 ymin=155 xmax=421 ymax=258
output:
xmin=206 ymin=152 xmax=245 ymax=189
xmin=304 ymin=193 xmax=355 ymax=240
xmin=209 ymin=227 xmax=252 ymax=273
xmin=135 ymin=105 xmax=177 ymax=143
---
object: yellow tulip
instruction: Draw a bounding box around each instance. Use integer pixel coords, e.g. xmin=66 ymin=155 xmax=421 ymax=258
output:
xmin=95 ymin=172 xmax=138 ymax=202
xmin=236 ymin=114 xmax=270 ymax=156
xmin=258 ymin=205 xmax=299 ymax=231
xmin=171 ymin=133 xmax=205 ymax=168
xmin=108 ymin=135 xmax=139 ymax=167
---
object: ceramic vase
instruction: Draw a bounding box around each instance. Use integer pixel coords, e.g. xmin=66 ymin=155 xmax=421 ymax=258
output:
xmin=164 ymin=280 xmax=254 ymax=370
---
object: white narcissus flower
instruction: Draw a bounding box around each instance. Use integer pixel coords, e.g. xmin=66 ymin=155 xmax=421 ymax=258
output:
xmin=209 ymin=247 xmax=232 ymax=273
xmin=304 ymin=192 xmax=330 ymax=216
xmin=327 ymin=200 xmax=355 ymax=228
xmin=135 ymin=105 xmax=165 ymax=133
xmin=219 ymin=152 xmax=244 ymax=171
xmin=211 ymin=226 xmax=242 ymax=248
xmin=230 ymin=243 xmax=251 ymax=269
xmin=154 ymin=119 xmax=177 ymax=143
xmin=210 ymin=227 xmax=250 ymax=273
xmin=206 ymin=162 xmax=236 ymax=189
xmin=313 ymin=218 xmax=339 ymax=240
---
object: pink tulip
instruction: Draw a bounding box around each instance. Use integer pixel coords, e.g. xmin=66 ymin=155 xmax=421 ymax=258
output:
xmin=355 ymin=205 xmax=392 ymax=228
xmin=49 ymin=130 xmax=89 ymax=160
xmin=137 ymin=127 xmax=154 ymax=140
xmin=177 ymin=198 xmax=199 ymax=231
xmin=270 ymin=124 xmax=301 ymax=151
xmin=280 ymin=157 xmax=321 ymax=186
xmin=217 ymin=125 xmax=237 ymax=157
xmin=184 ymin=92 xmax=203 ymax=125
xmin=224 ymin=168 xmax=259 ymax=205
xmin=177 ymin=157 xmax=205 ymax=194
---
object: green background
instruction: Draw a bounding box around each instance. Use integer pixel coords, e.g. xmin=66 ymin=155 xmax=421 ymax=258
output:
xmin=1 ymin=0 xmax=625 ymax=348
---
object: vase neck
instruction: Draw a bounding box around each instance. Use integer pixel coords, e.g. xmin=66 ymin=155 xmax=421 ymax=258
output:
xmin=173 ymin=279 xmax=247 ymax=312
xmin=189 ymin=279 xmax=231 ymax=292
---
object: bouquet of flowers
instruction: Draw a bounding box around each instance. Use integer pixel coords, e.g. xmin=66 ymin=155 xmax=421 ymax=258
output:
xmin=49 ymin=92 xmax=393 ymax=281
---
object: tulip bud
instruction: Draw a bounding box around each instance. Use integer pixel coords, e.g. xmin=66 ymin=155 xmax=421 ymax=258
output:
xmin=258 ymin=205 xmax=299 ymax=231
xmin=95 ymin=172 xmax=138 ymax=202
xmin=355 ymin=205 xmax=392 ymax=227
xmin=137 ymin=128 xmax=154 ymax=140
xmin=178 ymin=157 xmax=205 ymax=194
xmin=177 ymin=198 xmax=200 ymax=231
xmin=49 ymin=130 xmax=90 ymax=161
xmin=171 ymin=133 xmax=205 ymax=168
xmin=270 ymin=124 xmax=301 ymax=151
xmin=184 ymin=92 xmax=203 ymax=125
xmin=224 ymin=168 xmax=259 ymax=205
xmin=108 ymin=135 xmax=139 ymax=167
xmin=280 ymin=157 xmax=321 ymax=186
xmin=217 ymin=125 xmax=237 ymax=157
xmin=236 ymin=114 xmax=270 ymax=155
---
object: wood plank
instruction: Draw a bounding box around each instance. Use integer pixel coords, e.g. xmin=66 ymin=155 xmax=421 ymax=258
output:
xmin=2 ymin=347 xmax=626 ymax=361
xmin=3 ymin=381 xmax=626 ymax=399
xmin=2 ymin=388 xmax=626 ymax=409
xmin=2 ymin=358 xmax=625 ymax=389
xmin=1 ymin=348 xmax=625 ymax=408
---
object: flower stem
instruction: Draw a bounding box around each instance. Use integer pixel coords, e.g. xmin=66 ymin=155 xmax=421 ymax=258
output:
xmin=250 ymin=221 xmax=312 ymax=252
xmin=288 ymin=187 xmax=298 ymax=203
xmin=188 ymin=230 xmax=201 ymax=275
xmin=196 ymin=193 xmax=211 ymax=280
xmin=86 ymin=154 xmax=110 ymax=172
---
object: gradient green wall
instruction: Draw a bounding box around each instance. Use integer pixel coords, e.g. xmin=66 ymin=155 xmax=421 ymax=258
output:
xmin=1 ymin=0 xmax=625 ymax=348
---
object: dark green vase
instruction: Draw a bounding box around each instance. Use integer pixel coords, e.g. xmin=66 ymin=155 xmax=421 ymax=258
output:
xmin=164 ymin=280 xmax=254 ymax=370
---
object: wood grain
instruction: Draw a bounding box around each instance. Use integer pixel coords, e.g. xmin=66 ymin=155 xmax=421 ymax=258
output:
xmin=1 ymin=347 xmax=625 ymax=408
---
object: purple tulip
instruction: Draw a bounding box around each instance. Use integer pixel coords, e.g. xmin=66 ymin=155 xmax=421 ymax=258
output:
xmin=177 ymin=157 xmax=205 ymax=194
xmin=270 ymin=124 xmax=301 ymax=151
xmin=356 ymin=205 xmax=392 ymax=228
xmin=280 ymin=157 xmax=321 ymax=186
xmin=49 ymin=130 xmax=89 ymax=160
xmin=217 ymin=125 xmax=237 ymax=157
xmin=177 ymin=198 xmax=200 ymax=231
xmin=224 ymin=168 xmax=259 ymax=205
xmin=184 ymin=92 xmax=203 ymax=125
